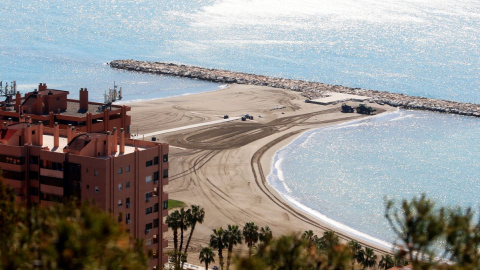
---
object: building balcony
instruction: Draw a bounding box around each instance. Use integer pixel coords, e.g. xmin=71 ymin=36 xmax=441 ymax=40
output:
xmin=3 ymin=178 xmax=23 ymax=188
xmin=0 ymin=162 xmax=24 ymax=172
xmin=40 ymin=168 xmax=63 ymax=179
xmin=40 ymin=185 xmax=63 ymax=196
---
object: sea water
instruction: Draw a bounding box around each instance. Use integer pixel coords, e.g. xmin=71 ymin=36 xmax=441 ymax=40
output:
xmin=268 ymin=109 xmax=480 ymax=246
xmin=1 ymin=0 xmax=480 ymax=247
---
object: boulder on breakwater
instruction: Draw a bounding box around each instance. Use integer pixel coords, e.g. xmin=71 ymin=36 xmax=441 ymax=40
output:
xmin=110 ymin=60 xmax=480 ymax=118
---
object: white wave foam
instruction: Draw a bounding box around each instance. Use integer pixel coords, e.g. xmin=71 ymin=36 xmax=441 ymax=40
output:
xmin=282 ymin=193 xmax=394 ymax=250
xmin=274 ymin=157 xmax=292 ymax=193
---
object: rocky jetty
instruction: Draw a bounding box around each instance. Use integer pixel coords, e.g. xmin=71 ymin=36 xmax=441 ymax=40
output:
xmin=110 ymin=60 xmax=480 ymax=117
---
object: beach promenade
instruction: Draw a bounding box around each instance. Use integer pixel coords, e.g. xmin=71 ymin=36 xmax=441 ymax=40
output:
xmin=127 ymin=84 xmax=397 ymax=266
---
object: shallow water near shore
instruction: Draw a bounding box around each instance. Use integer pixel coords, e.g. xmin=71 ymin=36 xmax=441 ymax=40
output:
xmin=268 ymin=109 xmax=480 ymax=245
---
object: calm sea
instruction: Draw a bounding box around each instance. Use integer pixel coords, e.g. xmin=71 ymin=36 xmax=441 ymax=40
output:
xmin=2 ymin=0 xmax=479 ymax=246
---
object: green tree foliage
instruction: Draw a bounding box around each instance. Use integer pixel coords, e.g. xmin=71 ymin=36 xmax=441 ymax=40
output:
xmin=378 ymin=254 xmax=394 ymax=270
xmin=444 ymin=207 xmax=480 ymax=268
xmin=0 ymin=181 xmax=147 ymax=270
xmin=243 ymin=222 xmax=259 ymax=257
xmin=385 ymin=194 xmax=445 ymax=269
xmin=348 ymin=240 xmax=362 ymax=270
xmin=166 ymin=211 xmax=183 ymax=270
xmin=199 ymin=247 xmax=215 ymax=270
xmin=210 ymin=227 xmax=226 ymax=270
xmin=166 ymin=205 xmax=205 ymax=269
xmin=386 ymin=193 xmax=480 ymax=270
xmin=358 ymin=247 xmax=377 ymax=270
xmin=237 ymin=231 xmax=352 ymax=270
xmin=183 ymin=205 xmax=205 ymax=255
xmin=259 ymin=226 xmax=273 ymax=246
xmin=224 ymin=224 xmax=242 ymax=270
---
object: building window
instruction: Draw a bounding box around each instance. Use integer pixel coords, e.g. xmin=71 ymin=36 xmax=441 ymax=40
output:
xmin=163 ymin=200 xmax=168 ymax=210
xmin=95 ymin=186 xmax=99 ymax=193
xmin=126 ymin=181 xmax=130 ymax=189
xmin=146 ymin=160 xmax=153 ymax=167
xmin=29 ymin=171 xmax=39 ymax=180
xmin=163 ymin=154 xmax=168 ymax=163
xmin=118 ymin=183 xmax=122 ymax=190
xmin=163 ymin=169 xmax=168 ymax=179
xmin=94 ymin=170 xmax=98 ymax=176
xmin=153 ymin=203 xmax=159 ymax=213
xmin=146 ymin=207 xmax=153 ymax=214
xmin=153 ymin=171 xmax=159 ymax=182
xmin=118 ymin=167 xmax=122 ymax=174
xmin=126 ymin=165 xmax=130 ymax=172
xmin=118 ymin=200 xmax=122 ymax=206
xmin=145 ymin=223 xmax=152 ymax=234
xmin=126 ymin=197 xmax=130 ymax=208
xmin=1 ymin=155 xmax=25 ymax=165
xmin=154 ymin=156 xmax=159 ymax=165
xmin=145 ymin=238 xmax=152 ymax=246
xmin=153 ymin=218 xmax=159 ymax=228
xmin=86 ymin=184 xmax=89 ymax=189
xmin=126 ymin=213 xmax=131 ymax=224
xmin=146 ymin=175 xmax=152 ymax=183
xmin=30 ymin=156 xmax=39 ymax=164
xmin=145 ymin=192 xmax=152 ymax=202
xmin=29 ymin=187 xmax=39 ymax=196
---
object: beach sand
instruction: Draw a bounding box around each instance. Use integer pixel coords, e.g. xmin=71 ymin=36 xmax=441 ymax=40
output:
xmin=127 ymin=84 xmax=396 ymax=266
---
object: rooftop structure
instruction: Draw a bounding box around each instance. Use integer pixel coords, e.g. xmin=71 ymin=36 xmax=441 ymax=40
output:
xmin=0 ymin=83 xmax=131 ymax=138
xmin=0 ymin=84 xmax=168 ymax=269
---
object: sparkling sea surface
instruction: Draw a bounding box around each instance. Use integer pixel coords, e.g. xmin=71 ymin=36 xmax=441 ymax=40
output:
xmin=1 ymin=0 xmax=479 ymax=246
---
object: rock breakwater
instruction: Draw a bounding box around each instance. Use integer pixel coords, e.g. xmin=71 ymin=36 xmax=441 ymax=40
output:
xmin=110 ymin=60 xmax=480 ymax=117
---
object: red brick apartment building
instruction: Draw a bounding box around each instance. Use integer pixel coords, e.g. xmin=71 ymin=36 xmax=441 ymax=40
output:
xmin=0 ymin=84 xmax=169 ymax=268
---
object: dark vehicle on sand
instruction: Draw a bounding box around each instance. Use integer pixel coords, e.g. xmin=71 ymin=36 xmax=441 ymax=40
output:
xmin=341 ymin=103 xmax=355 ymax=113
xmin=356 ymin=103 xmax=376 ymax=114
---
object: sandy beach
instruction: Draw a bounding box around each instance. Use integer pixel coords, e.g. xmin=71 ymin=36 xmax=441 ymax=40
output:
xmin=127 ymin=84 xmax=396 ymax=266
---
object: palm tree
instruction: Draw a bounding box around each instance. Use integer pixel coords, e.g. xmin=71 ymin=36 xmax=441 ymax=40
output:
xmin=302 ymin=230 xmax=316 ymax=250
xmin=318 ymin=231 xmax=340 ymax=267
xmin=178 ymin=208 xmax=189 ymax=254
xmin=199 ymin=247 xmax=215 ymax=270
xmin=259 ymin=226 xmax=273 ymax=245
xmin=360 ymin=247 xmax=377 ymax=269
xmin=210 ymin=227 xmax=226 ymax=270
xmin=224 ymin=224 xmax=242 ymax=270
xmin=378 ymin=254 xmax=394 ymax=270
xmin=181 ymin=205 xmax=205 ymax=269
xmin=184 ymin=205 xmax=205 ymax=254
xmin=166 ymin=210 xmax=181 ymax=268
xmin=243 ymin=222 xmax=259 ymax=257
xmin=349 ymin=240 xmax=362 ymax=270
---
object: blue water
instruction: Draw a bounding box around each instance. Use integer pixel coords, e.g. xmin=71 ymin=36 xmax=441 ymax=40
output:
xmin=2 ymin=0 xmax=480 ymax=247
xmin=268 ymin=110 xmax=480 ymax=246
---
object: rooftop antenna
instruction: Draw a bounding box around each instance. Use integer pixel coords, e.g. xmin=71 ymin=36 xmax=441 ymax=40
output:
xmin=102 ymin=81 xmax=123 ymax=111
xmin=0 ymin=80 xmax=17 ymax=107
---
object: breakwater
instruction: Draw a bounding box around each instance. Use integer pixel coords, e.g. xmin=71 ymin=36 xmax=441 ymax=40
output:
xmin=110 ymin=60 xmax=480 ymax=117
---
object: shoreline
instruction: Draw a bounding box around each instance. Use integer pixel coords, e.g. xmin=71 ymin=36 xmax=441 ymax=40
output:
xmin=111 ymin=59 xmax=480 ymax=117
xmin=126 ymin=84 xmax=397 ymax=265
xmin=264 ymin=111 xmax=402 ymax=252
